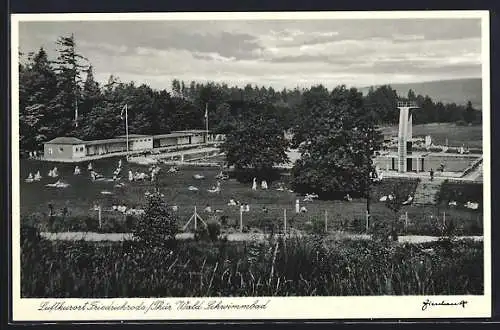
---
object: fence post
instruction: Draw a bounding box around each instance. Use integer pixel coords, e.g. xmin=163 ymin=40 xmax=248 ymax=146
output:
xmin=194 ymin=206 xmax=197 ymax=231
xmin=283 ymin=208 xmax=287 ymax=238
xmin=239 ymin=207 xmax=243 ymax=233
xmin=98 ymin=205 xmax=102 ymax=229
xmin=365 ymin=210 xmax=369 ymax=232
xmin=325 ymin=210 xmax=328 ymax=233
xmin=443 ymin=211 xmax=446 ymax=227
xmin=295 ymin=199 xmax=300 ymax=214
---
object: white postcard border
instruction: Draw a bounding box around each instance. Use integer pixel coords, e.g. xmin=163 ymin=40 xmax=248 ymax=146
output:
xmin=10 ymin=10 xmax=492 ymax=321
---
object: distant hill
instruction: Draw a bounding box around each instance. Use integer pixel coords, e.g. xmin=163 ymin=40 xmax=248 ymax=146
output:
xmin=359 ymin=78 xmax=482 ymax=110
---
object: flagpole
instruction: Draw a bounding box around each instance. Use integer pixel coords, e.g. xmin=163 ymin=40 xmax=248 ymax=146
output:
xmin=74 ymin=82 xmax=78 ymax=128
xmin=74 ymin=96 xmax=78 ymax=128
xmin=125 ymin=104 xmax=129 ymax=160
xmin=205 ymin=103 xmax=209 ymax=144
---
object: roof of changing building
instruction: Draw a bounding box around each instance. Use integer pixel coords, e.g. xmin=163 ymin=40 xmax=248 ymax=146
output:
xmin=85 ymin=137 xmax=128 ymax=145
xmin=116 ymin=134 xmax=150 ymax=138
xmin=86 ymin=135 xmax=152 ymax=145
xmin=46 ymin=137 xmax=85 ymax=145
xmin=153 ymin=132 xmax=194 ymax=139
xmin=173 ymin=130 xmax=211 ymax=134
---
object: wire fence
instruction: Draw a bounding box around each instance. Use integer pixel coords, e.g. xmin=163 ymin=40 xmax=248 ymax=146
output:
xmin=32 ymin=199 xmax=483 ymax=238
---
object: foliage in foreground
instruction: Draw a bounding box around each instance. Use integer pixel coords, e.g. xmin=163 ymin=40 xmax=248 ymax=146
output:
xmin=21 ymin=231 xmax=483 ymax=298
xmin=132 ymin=192 xmax=178 ymax=248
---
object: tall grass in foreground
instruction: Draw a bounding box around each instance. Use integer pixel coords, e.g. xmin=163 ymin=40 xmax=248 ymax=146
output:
xmin=21 ymin=233 xmax=483 ymax=297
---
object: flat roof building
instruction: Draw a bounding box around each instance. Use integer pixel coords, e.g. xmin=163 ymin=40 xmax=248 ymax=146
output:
xmin=44 ymin=137 xmax=87 ymax=161
xmin=153 ymin=132 xmax=194 ymax=148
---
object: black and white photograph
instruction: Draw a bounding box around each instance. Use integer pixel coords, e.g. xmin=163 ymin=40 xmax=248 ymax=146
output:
xmin=11 ymin=11 xmax=491 ymax=321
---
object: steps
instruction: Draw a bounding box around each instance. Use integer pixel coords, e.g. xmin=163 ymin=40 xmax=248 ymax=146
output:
xmin=413 ymin=179 xmax=443 ymax=205
xmin=463 ymin=163 xmax=483 ymax=182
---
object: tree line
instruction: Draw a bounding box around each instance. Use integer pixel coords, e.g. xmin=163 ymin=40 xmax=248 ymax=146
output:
xmin=19 ymin=34 xmax=480 ymax=152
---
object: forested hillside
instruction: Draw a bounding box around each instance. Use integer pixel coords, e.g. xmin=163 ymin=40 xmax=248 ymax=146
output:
xmin=360 ymin=78 xmax=482 ymax=110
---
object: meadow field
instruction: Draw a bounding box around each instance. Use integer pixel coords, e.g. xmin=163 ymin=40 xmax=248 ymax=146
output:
xmin=20 ymin=157 xmax=483 ymax=236
xmin=380 ymin=123 xmax=483 ymax=148
xmin=18 ymin=153 xmax=485 ymax=298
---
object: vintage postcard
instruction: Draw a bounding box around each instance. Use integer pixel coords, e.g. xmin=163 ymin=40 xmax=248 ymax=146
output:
xmin=10 ymin=11 xmax=491 ymax=321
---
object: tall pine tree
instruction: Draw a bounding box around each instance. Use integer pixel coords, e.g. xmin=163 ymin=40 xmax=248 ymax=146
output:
xmin=19 ymin=47 xmax=58 ymax=150
xmin=52 ymin=34 xmax=88 ymax=137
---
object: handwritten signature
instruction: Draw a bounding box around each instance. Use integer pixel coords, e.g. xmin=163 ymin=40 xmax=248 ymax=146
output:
xmin=422 ymin=299 xmax=468 ymax=311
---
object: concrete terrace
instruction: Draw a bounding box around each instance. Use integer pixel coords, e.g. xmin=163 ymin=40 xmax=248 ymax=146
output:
xmin=382 ymin=169 xmax=483 ymax=182
xmin=128 ymin=146 xmax=221 ymax=165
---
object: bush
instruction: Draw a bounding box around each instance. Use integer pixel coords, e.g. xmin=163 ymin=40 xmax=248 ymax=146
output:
xmin=132 ymin=192 xmax=178 ymax=248
xmin=351 ymin=218 xmax=363 ymax=233
xmin=304 ymin=218 xmax=325 ymax=235
xmin=194 ymin=225 xmax=209 ymax=241
xmin=207 ymin=220 xmax=221 ymax=241
xmin=21 ymin=225 xmax=41 ymax=243
xmin=456 ymin=120 xmax=468 ymax=126
xmin=258 ymin=216 xmax=277 ymax=235
xmin=468 ymin=221 xmax=483 ymax=235
xmin=220 ymin=215 xmax=228 ymax=226
xmin=194 ymin=220 xmax=221 ymax=242
xmin=371 ymin=217 xmax=393 ymax=243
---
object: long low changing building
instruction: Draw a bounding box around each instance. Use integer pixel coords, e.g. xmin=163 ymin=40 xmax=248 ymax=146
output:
xmin=43 ymin=130 xmax=224 ymax=162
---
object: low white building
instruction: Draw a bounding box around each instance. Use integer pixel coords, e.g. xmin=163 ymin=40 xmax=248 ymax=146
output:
xmin=44 ymin=137 xmax=87 ymax=161
xmin=119 ymin=134 xmax=153 ymax=151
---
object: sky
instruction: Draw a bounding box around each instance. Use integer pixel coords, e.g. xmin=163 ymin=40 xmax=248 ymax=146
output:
xmin=18 ymin=18 xmax=482 ymax=91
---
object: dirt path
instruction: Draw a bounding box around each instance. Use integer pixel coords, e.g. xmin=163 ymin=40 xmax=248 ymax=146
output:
xmin=39 ymin=231 xmax=483 ymax=244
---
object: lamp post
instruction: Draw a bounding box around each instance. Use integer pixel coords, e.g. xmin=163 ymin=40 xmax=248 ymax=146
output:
xmin=366 ymin=137 xmax=374 ymax=232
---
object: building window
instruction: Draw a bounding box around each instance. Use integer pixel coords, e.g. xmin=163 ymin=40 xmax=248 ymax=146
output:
xmin=59 ymin=147 xmax=64 ymax=153
xmin=48 ymin=148 xmax=53 ymax=155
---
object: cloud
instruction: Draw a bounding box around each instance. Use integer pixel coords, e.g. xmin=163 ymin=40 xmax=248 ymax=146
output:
xmin=17 ymin=18 xmax=482 ymax=90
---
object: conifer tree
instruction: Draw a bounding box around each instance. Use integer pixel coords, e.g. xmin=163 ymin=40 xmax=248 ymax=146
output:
xmin=52 ymin=34 xmax=88 ymax=137
xmin=19 ymin=47 xmax=58 ymax=150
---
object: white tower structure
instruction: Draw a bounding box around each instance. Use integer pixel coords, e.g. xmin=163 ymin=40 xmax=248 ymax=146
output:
xmin=397 ymin=101 xmax=418 ymax=173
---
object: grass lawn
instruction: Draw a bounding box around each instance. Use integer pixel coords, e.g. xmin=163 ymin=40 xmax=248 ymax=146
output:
xmin=380 ymin=123 xmax=483 ymax=148
xmin=19 ymin=158 xmax=483 ymax=236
